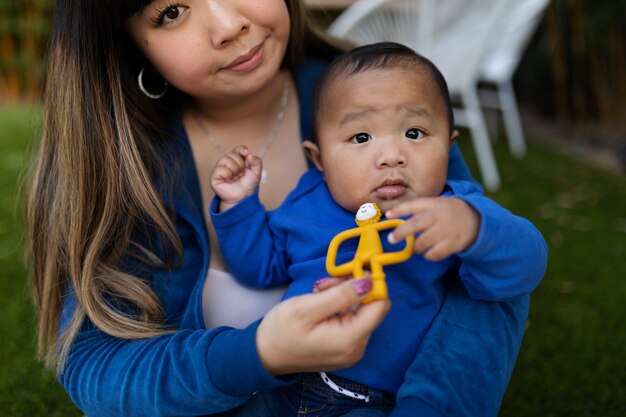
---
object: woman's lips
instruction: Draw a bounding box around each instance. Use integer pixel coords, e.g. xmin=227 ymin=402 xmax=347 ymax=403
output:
xmin=225 ymin=44 xmax=264 ymax=72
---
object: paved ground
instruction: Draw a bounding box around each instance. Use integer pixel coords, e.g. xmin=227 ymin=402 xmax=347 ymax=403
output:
xmin=498 ymin=106 xmax=626 ymax=175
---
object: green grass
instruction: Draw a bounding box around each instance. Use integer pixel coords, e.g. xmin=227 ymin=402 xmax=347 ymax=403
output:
xmin=0 ymin=104 xmax=81 ymax=415
xmin=1 ymin=105 xmax=625 ymax=416
xmin=458 ymin=130 xmax=626 ymax=416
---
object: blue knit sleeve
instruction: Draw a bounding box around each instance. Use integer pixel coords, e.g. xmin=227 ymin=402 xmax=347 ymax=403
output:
xmin=209 ymin=192 xmax=292 ymax=288
xmin=453 ymin=181 xmax=547 ymax=300
xmin=59 ymin=297 xmax=294 ymax=417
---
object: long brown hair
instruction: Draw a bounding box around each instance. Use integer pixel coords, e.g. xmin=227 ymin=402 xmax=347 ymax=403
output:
xmin=26 ymin=0 xmax=344 ymax=372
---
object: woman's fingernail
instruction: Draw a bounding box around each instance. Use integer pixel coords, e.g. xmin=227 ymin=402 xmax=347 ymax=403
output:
xmin=348 ymin=304 xmax=360 ymax=313
xmin=313 ymin=277 xmax=331 ymax=290
xmin=388 ymin=233 xmax=396 ymax=244
xmin=352 ymin=278 xmax=372 ymax=296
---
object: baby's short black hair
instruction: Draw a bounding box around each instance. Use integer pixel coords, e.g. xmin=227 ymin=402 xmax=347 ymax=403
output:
xmin=311 ymin=42 xmax=454 ymax=142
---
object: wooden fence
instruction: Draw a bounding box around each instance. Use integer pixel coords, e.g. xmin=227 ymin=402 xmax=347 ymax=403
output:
xmin=543 ymin=0 xmax=626 ymax=138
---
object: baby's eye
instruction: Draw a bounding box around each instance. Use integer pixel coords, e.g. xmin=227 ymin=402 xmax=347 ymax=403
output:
xmin=351 ymin=132 xmax=372 ymax=144
xmin=405 ymin=128 xmax=425 ymax=140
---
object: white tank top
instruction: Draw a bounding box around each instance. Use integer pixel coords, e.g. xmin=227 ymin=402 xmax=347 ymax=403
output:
xmin=202 ymin=268 xmax=287 ymax=329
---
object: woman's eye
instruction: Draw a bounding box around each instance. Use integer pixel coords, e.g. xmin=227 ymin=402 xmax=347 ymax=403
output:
xmin=405 ymin=128 xmax=425 ymax=140
xmin=351 ymin=132 xmax=372 ymax=144
xmin=164 ymin=5 xmax=187 ymax=23
xmin=153 ymin=5 xmax=188 ymax=26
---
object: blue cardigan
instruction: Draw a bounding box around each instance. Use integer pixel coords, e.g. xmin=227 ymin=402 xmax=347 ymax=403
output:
xmin=58 ymin=59 xmax=544 ymax=417
xmin=210 ymin=170 xmax=546 ymax=393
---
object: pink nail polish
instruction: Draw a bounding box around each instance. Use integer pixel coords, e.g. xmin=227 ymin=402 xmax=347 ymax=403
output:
xmin=313 ymin=277 xmax=331 ymax=290
xmin=352 ymin=278 xmax=372 ymax=296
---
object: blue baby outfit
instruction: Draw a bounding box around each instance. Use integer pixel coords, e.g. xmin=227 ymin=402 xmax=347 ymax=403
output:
xmin=211 ymin=168 xmax=547 ymax=393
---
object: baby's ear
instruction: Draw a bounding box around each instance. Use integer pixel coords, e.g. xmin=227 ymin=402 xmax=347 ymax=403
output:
xmin=303 ymin=140 xmax=324 ymax=172
xmin=450 ymin=129 xmax=459 ymax=144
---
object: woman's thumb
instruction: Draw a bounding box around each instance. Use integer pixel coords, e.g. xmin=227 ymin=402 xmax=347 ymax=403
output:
xmin=303 ymin=278 xmax=373 ymax=322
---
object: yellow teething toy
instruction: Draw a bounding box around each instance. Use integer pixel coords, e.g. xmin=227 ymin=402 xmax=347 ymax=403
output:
xmin=326 ymin=202 xmax=415 ymax=303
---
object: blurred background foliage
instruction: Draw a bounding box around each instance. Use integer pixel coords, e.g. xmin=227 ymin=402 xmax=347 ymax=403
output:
xmin=3 ymin=0 xmax=625 ymax=143
xmin=0 ymin=0 xmax=53 ymax=100
xmin=516 ymin=0 xmax=626 ymax=144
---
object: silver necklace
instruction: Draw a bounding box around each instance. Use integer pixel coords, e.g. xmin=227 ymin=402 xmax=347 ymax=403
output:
xmin=193 ymin=80 xmax=290 ymax=185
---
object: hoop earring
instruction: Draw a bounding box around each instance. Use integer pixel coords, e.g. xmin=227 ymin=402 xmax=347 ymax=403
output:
xmin=138 ymin=67 xmax=168 ymax=99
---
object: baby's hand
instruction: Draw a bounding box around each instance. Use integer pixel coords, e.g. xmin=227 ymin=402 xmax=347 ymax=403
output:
xmin=386 ymin=197 xmax=480 ymax=261
xmin=210 ymin=145 xmax=262 ymax=211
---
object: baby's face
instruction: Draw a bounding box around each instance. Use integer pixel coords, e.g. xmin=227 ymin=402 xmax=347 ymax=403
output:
xmin=314 ymin=67 xmax=456 ymax=214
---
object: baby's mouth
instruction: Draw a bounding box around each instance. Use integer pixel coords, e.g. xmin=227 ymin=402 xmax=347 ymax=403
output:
xmin=374 ymin=179 xmax=408 ymax=200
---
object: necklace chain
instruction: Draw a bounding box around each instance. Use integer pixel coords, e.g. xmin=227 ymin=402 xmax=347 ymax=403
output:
xmin=193 ymin=80 xmax=290 ymax=160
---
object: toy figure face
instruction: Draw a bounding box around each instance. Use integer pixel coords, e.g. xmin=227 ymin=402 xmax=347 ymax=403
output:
xmin=308 ymin=67 xmax=458 ymax=213
xmin=125 ymin=0 xmax=290 ymax=101
xmin=356 ymin=203 xmax=379 ymax=221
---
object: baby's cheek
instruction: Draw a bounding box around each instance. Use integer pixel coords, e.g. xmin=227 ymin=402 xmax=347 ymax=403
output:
xmin=327 ymin=182 xmax=361 ymax=214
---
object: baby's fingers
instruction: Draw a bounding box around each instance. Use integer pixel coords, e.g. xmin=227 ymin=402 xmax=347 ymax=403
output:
xmin=385 ymin=198 xmax=437 ymax=219
xmin=412 ymin=228 xmax=453 ymax=260
xmin=211 ymin=164 xmax=235 ymax=181
xmin=412 ymin=227 xmax=438 ymax=254
xmin=211 ymin=152 xmax=244 ymax=180
xmin=422 ymin=240 xmax=454 ymax=262
xmin=388 ymin=212 xmax=433 ymax=244
xmin=219 ymin=151 xmax=247 ymax=172
xmin=245 ymin=153 xmax=263 ymax=178
xmin=231 ymin=144 xmax=251 ymax=158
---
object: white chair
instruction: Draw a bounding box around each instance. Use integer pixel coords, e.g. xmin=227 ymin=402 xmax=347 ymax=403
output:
xmin=478 ymin=0 xmax=551 ymax=158
xmin=328 ymin=0 xmax=512 ymax=191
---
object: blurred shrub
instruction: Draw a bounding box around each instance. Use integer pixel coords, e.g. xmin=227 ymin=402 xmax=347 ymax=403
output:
xmin=0 ymin=0 xmax=53 ymax=101
xmin=1 ymin=0 xmax=625 ymax=144
xmin=518 ymin=0 xmax=626 ymax=142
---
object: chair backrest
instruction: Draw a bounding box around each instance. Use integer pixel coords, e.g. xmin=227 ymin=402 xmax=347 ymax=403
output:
xmin=328 ymin=0 xmax=424 ymax=49
xmin=328 ymin=0 xmax=512 ymax=95
xmin=480 ymin=0 xmax=551 ymax=83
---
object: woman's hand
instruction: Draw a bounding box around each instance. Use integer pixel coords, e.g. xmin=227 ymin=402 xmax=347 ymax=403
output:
xmin=256 ymin=278 xmax=390 ymax=375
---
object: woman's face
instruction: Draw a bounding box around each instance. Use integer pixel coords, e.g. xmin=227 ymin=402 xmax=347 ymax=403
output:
xmin=125 ymin=0 xmax=291 ymax=101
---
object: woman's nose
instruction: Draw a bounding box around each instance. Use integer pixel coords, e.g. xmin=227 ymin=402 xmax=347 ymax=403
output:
xmin=207 ymin=1 xmax=250 ymax=48
xmin=376 ymin=143 xmax=407 ymax=168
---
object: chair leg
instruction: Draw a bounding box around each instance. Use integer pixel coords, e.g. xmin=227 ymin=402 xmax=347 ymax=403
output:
xmin=498 ymin=80 xmax=527 ymax=158
xmin=462 ymin=88 xmax=501 ymax=191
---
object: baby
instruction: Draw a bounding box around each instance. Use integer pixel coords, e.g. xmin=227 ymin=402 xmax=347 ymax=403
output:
xmin=209 ymin=42 xmax=546 ymax=416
